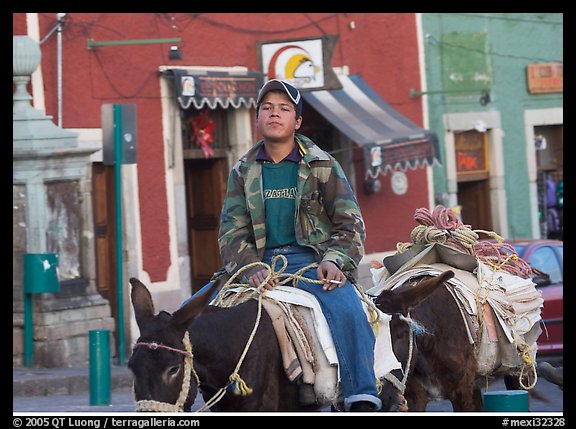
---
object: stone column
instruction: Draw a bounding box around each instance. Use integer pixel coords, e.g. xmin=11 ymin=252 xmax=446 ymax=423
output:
xmin=13 ymin=35 xmax=115 ymax=367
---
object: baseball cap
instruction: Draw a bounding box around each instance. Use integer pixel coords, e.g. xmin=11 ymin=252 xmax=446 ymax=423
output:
xmin=257 ymin=79 xmax=303 ymax=116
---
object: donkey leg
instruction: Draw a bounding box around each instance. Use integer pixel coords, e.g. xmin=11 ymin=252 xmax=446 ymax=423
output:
xmin=450 ymin=385 xmax=483 ymax=411
xmin=404 ymin=380 xmax=429 ymax=412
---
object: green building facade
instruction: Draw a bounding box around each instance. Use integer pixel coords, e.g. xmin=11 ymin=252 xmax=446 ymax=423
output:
xmin=420 ymin=13 xmax=563 ymax=240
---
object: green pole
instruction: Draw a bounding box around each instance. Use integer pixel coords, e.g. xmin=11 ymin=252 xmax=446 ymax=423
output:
xmin=87 ymin=37 xmax=182 ymax=50
xmin=113 ymin=104 xmax=126 ymax=365
xmin=89 ymin=329 xmax=111 ymax=405
xmin=23 ymin=293 xmax=33 ymax=367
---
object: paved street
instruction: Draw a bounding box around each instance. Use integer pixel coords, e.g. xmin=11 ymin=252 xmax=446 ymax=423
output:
xmin=13 ymin=371 xmax=563 ymax=415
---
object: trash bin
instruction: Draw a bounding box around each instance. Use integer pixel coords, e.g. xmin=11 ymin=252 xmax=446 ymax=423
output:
xmin=23 ymin=253 xmax=60 ymax=293
xmin=23 ymin=253 xmax=60 ymax=367
xmin=483 ymin=390 xmax=529 ymax=412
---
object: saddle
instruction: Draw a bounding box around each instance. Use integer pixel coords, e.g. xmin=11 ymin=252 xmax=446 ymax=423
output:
xmin=215 ymin=285 xmax=402 ymax=406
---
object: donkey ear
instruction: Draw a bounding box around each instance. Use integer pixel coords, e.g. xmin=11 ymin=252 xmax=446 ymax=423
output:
xmin=130 ymin=277 xmax=156 ymax=329
xmin=170 ymin=279 xmax=223 ymax=330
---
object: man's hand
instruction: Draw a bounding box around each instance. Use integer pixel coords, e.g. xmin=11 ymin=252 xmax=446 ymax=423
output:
xmin=248 ymin=268 xmax=279 ymax=291
xmin=317 ymin=261 xmax=347 ymax=291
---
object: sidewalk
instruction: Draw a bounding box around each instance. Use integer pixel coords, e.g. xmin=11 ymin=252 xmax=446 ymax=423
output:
xmin=13 ymin=365 xmax=133 ymax=397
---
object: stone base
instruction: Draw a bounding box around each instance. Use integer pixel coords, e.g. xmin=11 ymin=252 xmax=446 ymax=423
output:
xmin=13 ymin=280 xmax=115 ymax=368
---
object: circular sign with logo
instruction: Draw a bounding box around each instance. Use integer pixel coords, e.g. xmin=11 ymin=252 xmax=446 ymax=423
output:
xmin=391 ymin=171 xmax=408 ymax=195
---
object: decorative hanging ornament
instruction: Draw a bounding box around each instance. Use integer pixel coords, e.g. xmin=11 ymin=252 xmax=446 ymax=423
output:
xmin=191 ymin=110 xmax=215 ymax=158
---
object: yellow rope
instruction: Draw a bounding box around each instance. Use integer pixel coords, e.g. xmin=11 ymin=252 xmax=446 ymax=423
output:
xmin=451 ymin=227 xmax=478 ymax=252
xmin=226 ymin=291 xmax=262 ymax=397
xmin=511 ymin=330 xmax=538 ymax=390
xmin=207 ymin=254 xmax=381 ymax=402
xmin=214 ymin=255 xmax=380 ymax=326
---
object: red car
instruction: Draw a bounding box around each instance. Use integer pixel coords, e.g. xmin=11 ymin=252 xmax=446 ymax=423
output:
xmin=508 ymin=239 xmax=563 ymax=355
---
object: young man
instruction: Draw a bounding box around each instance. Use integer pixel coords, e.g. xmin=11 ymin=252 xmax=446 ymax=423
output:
xmin=218 ymin=79 xmax=381 ymax=412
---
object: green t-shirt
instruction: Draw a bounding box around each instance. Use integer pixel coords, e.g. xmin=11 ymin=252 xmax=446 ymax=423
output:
xmin=262 ymin=161 xmax=298 ymax=248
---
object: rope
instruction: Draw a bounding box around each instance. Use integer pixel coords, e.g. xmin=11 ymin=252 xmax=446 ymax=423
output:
xmin=205 ymin=254 xmax=381 ymax=407
xmin=195 ymin=258 xmax=291 ymax=409
xmin=398 ymin=313 xmax=415 ymax=388
xmin=214 ymin=254 xmax=380 ymax=327
xmin=511 ymin=324 xmax=538 ymax=390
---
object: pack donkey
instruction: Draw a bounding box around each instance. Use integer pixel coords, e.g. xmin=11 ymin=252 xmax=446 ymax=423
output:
xmin=369 ymin=205 xmax=544 ymax=412
xmin=373 ymin=270 xmax=542 ymax=411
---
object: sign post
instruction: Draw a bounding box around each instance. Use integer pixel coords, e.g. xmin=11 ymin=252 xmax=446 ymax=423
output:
xmin=101 ymin=103 xmax=137 ymax=366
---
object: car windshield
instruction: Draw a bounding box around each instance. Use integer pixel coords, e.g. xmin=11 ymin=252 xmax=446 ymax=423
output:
xmin=511 ymin=243 xmax=563 ymax=284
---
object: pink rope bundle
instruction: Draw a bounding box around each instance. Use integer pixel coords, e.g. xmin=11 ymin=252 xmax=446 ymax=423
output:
xmin=405 ymin=205 xmax=533 ymax=278
xmin=414 ymin=205 xmax=469 ymax=230
xmin=473 ymin=240 xmax=533 ymax=278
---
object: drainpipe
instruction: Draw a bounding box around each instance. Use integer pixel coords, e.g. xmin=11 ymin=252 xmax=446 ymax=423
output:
xmin=56 ymin=13 xmax=66 ymax=127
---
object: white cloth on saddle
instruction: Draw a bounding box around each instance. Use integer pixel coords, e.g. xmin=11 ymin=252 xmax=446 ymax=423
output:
xmin=221 ymin=285 xmax=402 ymax=380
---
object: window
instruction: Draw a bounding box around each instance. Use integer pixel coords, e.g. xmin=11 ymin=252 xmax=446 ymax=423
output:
xmin=527 ymin=246 xmax=562 ymax=284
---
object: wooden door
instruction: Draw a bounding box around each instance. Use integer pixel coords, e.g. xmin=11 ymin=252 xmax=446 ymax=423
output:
xmin=92 ymin=163 xmax=118 ymax=328
xmin=457 ymin=179 xmax=492 ymax=231
xmin=185 ymin=158 xmax=227 ymax=293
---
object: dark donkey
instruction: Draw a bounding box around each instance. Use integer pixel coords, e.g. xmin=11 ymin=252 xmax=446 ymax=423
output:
xmin=128 ymin=272 xmax=455 ymax=412
xmin=374 ymin=274 xmax=539 ymax=412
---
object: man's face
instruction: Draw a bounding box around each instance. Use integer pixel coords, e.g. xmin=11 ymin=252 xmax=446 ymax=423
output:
xmin=257 ymin=91 xmax=302 ymax=143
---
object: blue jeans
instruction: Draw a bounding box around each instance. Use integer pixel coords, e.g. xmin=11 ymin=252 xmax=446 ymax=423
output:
xmin=184 ymin=245 xmax=381 ymax=410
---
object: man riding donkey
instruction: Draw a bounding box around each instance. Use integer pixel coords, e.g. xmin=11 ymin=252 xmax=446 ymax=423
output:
xmin=184 ymin=79 xmax=403 ymax=412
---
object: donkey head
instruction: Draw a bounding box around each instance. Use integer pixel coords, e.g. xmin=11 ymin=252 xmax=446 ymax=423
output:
xmin=373 ymin=270 xmax=454 ymax=409
xmin=128 ymin=277 xmax=220 ymax=411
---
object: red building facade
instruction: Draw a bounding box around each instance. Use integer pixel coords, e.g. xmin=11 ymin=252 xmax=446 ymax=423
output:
xmin=14 ymin=13 xmax=435 ymax=296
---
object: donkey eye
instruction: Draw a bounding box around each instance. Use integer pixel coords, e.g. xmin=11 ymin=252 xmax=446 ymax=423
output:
xmin=167 ymin=365 xmax=180 ymax=378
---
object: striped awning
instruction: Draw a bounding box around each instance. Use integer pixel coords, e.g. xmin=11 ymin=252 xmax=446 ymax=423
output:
xmin=302 ymin=74 xmax=440 ymax=177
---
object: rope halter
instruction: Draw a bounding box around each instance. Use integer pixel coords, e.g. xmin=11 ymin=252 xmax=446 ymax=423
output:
xmin=378 ymin=312 xmax=416 ymax=397
xmin=132 ymin=331 xmax=200 ymax=412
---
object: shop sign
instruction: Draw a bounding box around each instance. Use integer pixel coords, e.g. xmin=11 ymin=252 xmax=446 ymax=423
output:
xmin=455 ymin=131 xmax=488 ymax=174
xmin=258 ymin=35 xmax=341 ymax=91
xmin=527 ymin=63 xmax=563 ymax=94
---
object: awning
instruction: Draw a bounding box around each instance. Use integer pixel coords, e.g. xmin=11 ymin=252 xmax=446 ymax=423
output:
xmin=302 ymin=74 xmax=440 ymax=177
xmin=167 ymin=69 xmax=264 ymax=110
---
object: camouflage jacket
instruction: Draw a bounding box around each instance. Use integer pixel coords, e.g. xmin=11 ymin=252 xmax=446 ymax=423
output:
xmin=217 ymin=133 xmax=366 ymax=281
